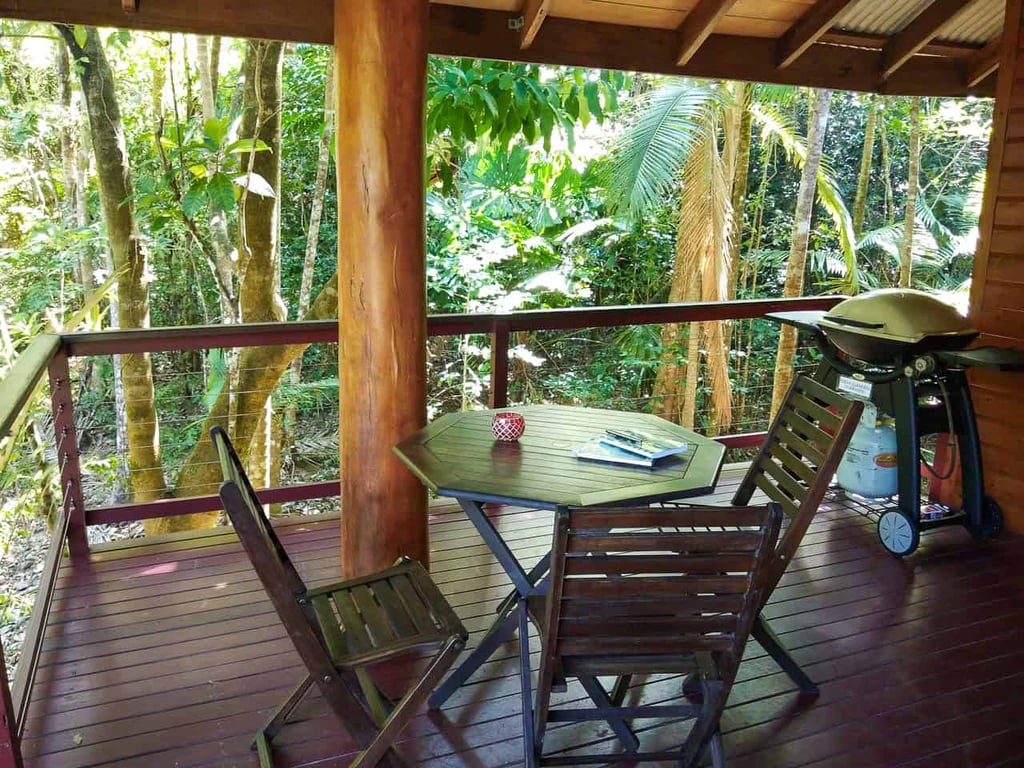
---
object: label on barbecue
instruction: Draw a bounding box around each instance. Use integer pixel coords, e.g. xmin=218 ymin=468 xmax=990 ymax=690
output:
xmin=836 ymin=375 xmax=873 ymax=400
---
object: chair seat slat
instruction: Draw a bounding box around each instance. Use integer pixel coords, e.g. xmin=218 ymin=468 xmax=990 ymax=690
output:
xmin=331 ymin=588 xmax=374 ymax=653
xmin=311 ymin=595 xmax=349 ymax=661
xmin=372 ymin=580 xmax=419 ymax=640
xmin=351 ymin=584 xmax=396 ymax=646
xmin=389 ymin=573 xmax=437 ymax=634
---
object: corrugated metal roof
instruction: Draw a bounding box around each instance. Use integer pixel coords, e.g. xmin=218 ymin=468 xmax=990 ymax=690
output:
xmin=833 ymin=0 xmax=1003 ymax=45
xmin=833 ymin=0 xmax=934 ymax=36
xmin=935 ymin=0 xmax=1004 ymax=44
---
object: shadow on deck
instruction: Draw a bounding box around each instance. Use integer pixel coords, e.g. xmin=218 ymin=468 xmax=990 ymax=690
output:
xmin=20 ymin=467 xmax=1024 ymax=768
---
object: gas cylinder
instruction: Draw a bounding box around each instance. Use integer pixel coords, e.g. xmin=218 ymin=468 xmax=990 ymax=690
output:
xmin=836 ymin=401 xmax=899 ymax=499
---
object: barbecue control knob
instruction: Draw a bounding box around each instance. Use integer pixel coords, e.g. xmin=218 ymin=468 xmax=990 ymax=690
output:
xmin=905 ymin=355 xmax=936 ymax=378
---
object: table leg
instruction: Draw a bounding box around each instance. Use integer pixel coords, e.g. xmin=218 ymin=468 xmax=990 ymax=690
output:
xmin=457 ymin=498 xmax=537 ymax=596
xmin=428 ymin=599 xmax=519 ymax=709
xmin=430 ymin=498 xmax=549 ymax=711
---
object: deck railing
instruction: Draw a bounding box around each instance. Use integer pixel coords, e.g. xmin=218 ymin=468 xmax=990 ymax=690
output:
xmin=0 ymin=294 xmax=841 ymax=763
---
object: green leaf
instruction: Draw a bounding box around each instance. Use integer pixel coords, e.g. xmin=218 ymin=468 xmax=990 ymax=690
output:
xmin=233 ymin=172 xmax=276 ymax=198
xmin=207 ymin=172 xmax=236 ymax=211
xmin=225 ymin=138 xmax=272 ymax=154
xmin=204 ymin=118 xmax=230 ymax=148
xmin=72 ymin=25 xmax=88 ymax=49
xmin=182 ymin=179 xmax=207 ymax=219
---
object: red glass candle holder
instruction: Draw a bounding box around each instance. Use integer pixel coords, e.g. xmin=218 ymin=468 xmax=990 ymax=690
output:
xmin=491 ymin=411 xmax=526 ymax=442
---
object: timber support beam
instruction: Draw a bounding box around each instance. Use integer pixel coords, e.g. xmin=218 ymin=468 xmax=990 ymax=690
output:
xmin=676 ymin=0 xmax=741 ymax=66
xmin=882 ymin=0 xmax=977 ymax=79
xmin=777 ymin=0 xmax=858 ymax=69
xmin=335 ymin=0 xmax=429 ymax=577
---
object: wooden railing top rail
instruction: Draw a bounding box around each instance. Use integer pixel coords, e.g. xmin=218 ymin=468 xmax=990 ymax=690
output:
xmin=59 ymin=296 xmax=843 ymax=356
xmin=0 ymin=333 xmax=60 ymax=440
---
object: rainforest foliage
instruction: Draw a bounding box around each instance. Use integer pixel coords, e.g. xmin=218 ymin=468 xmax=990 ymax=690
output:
xmin=0 ymin=23 xmax=993 ymax=526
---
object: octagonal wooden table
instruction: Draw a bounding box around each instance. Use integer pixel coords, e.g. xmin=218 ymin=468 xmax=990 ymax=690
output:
xmin=393 ymin=404 xmax=726 ymax=711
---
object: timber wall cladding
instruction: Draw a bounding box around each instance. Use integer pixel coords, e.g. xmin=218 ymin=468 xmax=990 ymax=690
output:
xmin=971 ymin=0 xmax=1024 ymax=532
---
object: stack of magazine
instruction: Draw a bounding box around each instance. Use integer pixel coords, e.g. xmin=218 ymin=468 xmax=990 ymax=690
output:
xmin=575 ymin=428 xmax=691 ymax=468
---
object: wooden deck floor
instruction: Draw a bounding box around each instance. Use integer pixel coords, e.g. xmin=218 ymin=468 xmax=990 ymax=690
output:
xmin=19 ymin=467 xmax=1024 ymax=768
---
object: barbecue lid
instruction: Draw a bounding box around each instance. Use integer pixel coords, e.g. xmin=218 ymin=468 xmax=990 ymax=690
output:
xmin=820 ymin=288 xmax=976 ymax=344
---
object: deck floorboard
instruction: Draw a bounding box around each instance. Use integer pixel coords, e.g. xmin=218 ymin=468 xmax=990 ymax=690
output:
xmin=19 ymin=466 xmax=1024 ymax=767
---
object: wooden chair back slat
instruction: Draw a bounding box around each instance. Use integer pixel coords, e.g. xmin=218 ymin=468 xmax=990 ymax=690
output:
xmin=765 ymin=440 xmax=816 ymax=485
xmin=570 ymin=506 xmax=771 ymax=529
xmin=559 ymin=594 xmax=746 ymax=618
xmin=532 ymin=503 xmax=783 ymax=765
xmin=546 ymin=504 xmax=782 ymax=665
xmin=733 ymin=376 xmax=863 ymax=597
xmin=561 ymin=574 xmax=752 ymax=598
xmin=769 ymin=422 xmax=826 ymax=467
xmin=564 ymin=553 xmax=759 ymax=576
xmin=566 ymin=530 xmax=767 ymax=553
xmin=757 ymin=455 xmax=810 ymax=509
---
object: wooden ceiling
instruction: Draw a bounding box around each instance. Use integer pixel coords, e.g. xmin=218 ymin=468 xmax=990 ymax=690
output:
xmin=0 ymin=0 xmax=1003 ymax=96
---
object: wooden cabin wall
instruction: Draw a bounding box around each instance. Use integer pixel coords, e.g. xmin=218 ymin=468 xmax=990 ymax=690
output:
xmin=969 ymin=0 xmax=1024 ymax=533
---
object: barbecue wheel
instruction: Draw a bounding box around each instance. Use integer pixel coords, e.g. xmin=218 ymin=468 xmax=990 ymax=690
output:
xmin=878 ymin=508 xmax=919 ymax=556
xmin=974 ymin=496 xmax=1004 ymax=542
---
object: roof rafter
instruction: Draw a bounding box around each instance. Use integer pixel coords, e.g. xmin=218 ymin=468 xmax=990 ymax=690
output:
xmin=777 ymin=0 xmax=859 ymax=69
xmin=882 ymin=0 xmax=978 ymax=79
xmin=519 ymin=0 xmax=551 ymax=50
xmin=0 ymin=0 xmax=993 ymax=98
xmin=676 ymin=0 xmax=741 ymax=66
xmin=967 ymin=38 xmax=1001 ymax=88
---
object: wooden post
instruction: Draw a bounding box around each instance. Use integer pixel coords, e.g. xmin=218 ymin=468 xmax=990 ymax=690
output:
xmin=0 ymin=641 xmax=23 ymax=768
xmin=335 ymin=0 xmax=430 ymax=576
xmin=47 ymin=352 xmax=89 ymax=559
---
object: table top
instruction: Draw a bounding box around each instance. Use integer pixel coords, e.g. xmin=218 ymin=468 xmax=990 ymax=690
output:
xmin=393 ymin=404 xmax=725 ymax=508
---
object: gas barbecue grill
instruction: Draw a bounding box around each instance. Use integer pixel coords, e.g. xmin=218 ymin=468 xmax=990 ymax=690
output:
xmin=769 ymin=289 xmax=1024 ymax=555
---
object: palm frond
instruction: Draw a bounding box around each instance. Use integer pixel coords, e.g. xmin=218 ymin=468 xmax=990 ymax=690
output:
xmin=752 ymin=101 xmax=858 ymax=293
xmin=607 ymin=82 xmax=721 ymax=218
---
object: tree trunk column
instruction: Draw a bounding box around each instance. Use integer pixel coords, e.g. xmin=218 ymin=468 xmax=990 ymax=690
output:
xmin=335 ymin=0 xmax=429 ymax=577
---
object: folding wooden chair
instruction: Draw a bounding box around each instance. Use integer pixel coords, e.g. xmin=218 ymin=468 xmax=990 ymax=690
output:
xmin=211 ymin=427 xmax=468 ymax=768
xmin=524 ymin=503 xmax=782 ymax=767
xmin=669 ymin=374 xmax=863 ymax=694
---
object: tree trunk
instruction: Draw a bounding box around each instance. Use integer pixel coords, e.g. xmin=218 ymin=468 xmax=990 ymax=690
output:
xmin=652 ymin=116 xmax=733 ymax=433
xmin=286 ymin=59 xmax=335 ymax=455
xmin=196 ymin=34 xmax=237 ymax=323
xmin=171 ymin=275 xmax=339 ymax=531
xmin=880 ymin=105 xmax=895 ymax=227
xmin=149 ymin=40 xmax=287 ymax=535
xmin=57 ymin=24 xmax=166 ymax=505
xmin=237 ymin=40 xmax=286 ymax=498
xmin=899 ymin=96 xmax=921 ymax=288
xmin=853 ymin=96 xmax=877 ymax=241
xmin=771 ymin=88 xmax=832 ymax=416
xmin=722 ymin=82 xmax=751 ymax=387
